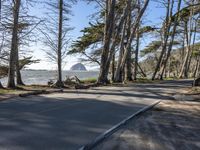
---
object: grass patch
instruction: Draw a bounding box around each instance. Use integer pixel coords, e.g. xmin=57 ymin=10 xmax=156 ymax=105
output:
xmin=18 ymin=85 xmax=50 ymax=90
xmin=0 ymin=85 xmax=51 ymax=95
xmin=81 ymin=78 xmax=97 ymax=84
xmin=0 ymin=89 xmax=25 ymax=95
xmin=164 ymin=77 xmax=176 ymax=80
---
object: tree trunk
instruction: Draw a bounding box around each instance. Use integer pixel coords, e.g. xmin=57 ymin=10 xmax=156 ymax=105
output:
xmin=152 ymin=0 xmax=173 ymax=80
xmin=100 ymin=0 xmax=131 ymax=83
xmin=115 ymin=0 xmax=149 ymax=82
xmin=56 ymin=0 xmax=64 ymax=87
xmin=193 ymin=58 xmax=200 ymax=86
xmin=114 ymin=18 xmax=127 ymax=82
xmin=159 ymin=0 xmax=181 ymax=80
xmin=16 ymin=38 xmax=24 ymax=85
xmin=180 ymin=31 xmax=185 ymax=70
xmin=187 ymin=21 xmax=197 ymax=77
xmin=0 ymin=81 xmax=3 ymax=89
xmin=0 ymin=0 xmax=1 ymax=22
xmin=179 ymin=21 xmax=191 ymax=78
xmin=125 ymin=51 xmax=132 ymax=81
xmin=125 ymin=4 xmax=133 ymax=82
xmin=134 ymin=27 xmax=140 ymax=80
xmin=7 ymin=0 xmax=21 ymax=88
xmin=193 ymin=56 xmax=200 ymax=78
xmin=98 ymin=0 xmax=116 ymax=84
xmin=132 ymin=62 xmax=146 ymax=78
xmin=111 ymin=53 xmax=115 ymax=82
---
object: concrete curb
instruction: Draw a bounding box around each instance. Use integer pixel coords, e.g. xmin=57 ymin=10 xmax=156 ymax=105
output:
xmin=79 ymin=100 xmax=161 ymax=150
xmin=0 ymin=95 xmax=18 ymax=102
xmin=19 ymin=89 xmax=63 ymax=97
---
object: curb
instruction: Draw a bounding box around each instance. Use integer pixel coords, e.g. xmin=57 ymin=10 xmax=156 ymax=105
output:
xmin=79 ymin=100 xmax=160 ymax=150
xmin=0 ymin=95 xmax=18 ymax=102
xmin=19 ymin=89 xmax=63 ymax=97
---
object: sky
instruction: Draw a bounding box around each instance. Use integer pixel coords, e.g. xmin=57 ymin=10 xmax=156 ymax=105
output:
xmin=28 ymin=1 xmax=165 ymax=70
xmin=28 ymin=1 xmax=98 ymax=70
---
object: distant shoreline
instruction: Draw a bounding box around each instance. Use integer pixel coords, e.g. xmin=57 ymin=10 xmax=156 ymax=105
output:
xmin=1 ymin=70 xmax=99 ymax=86
xmin=23 ymin=69 xmax=100 ymax=72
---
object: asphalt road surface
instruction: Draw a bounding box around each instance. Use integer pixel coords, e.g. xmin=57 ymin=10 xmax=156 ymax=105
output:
xmin=0 ymin=80 xmax=191 ymax=150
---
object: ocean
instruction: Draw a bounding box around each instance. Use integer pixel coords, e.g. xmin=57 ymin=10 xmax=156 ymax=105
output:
xmin=1 ymin=70 xmax=99 ymax=86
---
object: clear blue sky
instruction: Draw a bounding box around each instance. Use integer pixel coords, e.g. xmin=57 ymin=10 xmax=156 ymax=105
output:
xmin=29 ymin=1 xmax=165 ymax=70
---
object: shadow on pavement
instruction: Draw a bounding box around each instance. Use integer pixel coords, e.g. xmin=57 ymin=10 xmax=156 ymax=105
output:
xmin=0 ymin=95 xmax=147 ymax=150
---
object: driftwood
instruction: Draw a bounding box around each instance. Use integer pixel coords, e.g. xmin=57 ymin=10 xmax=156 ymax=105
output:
xmin=50 ymin=81 xmax=65 ymax=88
xmin=47 ymin=79 xmax=54 ymax=86
xmin=47 ymin=76 xmax=92 ymax=89
xmin=64 ymin=76 xmax=81 ymax=85
xmin=64 ymin=76 xmax=91 ymax=89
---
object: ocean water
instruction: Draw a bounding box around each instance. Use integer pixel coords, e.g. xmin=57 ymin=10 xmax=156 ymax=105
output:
xmin=1 ymin=70 xmax=99 ymax=86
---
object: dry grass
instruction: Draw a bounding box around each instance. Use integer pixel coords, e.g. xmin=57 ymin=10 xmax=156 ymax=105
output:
xmin=0 ymin=85 xmax=51 ymax=95
xmin=179 ymin=86 xmax=200 ymax=95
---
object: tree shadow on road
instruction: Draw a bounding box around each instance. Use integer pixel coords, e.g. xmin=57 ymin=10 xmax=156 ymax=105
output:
xmin=0 ymin=95 xmax=148 ymax=150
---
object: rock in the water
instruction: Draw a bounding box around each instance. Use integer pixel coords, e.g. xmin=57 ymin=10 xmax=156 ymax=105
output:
xmin=70 ymin=63 xmax=87 ymax=71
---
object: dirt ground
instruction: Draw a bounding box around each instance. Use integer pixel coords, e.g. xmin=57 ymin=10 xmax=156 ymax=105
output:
xmin=94 ymin=100 xmax=200 ymax=150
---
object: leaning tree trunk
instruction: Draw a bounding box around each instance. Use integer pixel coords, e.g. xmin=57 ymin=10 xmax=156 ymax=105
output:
xmin=159 ymin=0 xmax=181 ymax=80
xmin=7 ymin=0 xmax=21 ymax=88
xmin=187 ymin=20 xmax=197 ymax=77
xmin=98 ymin=0 xmax=116 ymax=84
xmin=134 ymin=27 xmax=140 ymax=80
xmin=55 ymin=0 xmax=64 ymax=87
xmin=152 ymin=0 xmax=173 ymax=80
xmin=100 ymin=0 xmax=131 ymax=84
xmin=115 ymin=0 xmax=149 ymax=82
xmin=99 ymin=0 xmax=132 ymax=84
xmin=114 ymin=18 xmax=127 ymax=82
xmin=179 ymin=21 xmax=191 ymax=78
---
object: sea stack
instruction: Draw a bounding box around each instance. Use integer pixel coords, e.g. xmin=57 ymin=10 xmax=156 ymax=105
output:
xmin=70 ymin=63 xmax=87 ymax=71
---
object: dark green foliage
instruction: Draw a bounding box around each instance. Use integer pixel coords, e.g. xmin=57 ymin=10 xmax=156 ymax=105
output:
xmin=140 ymin=41 xmax=162 ymax=57
xmin=68 ymin=22 xmax=104 ymax=55
xmin=0 ymin=57 xmax=40 ymax=78
xmin=139 ymin=26 xmax=157 ymax=35
xmin=191 ymin=43 xmax=200 ymax=57
xmin=18 ymin=57 xmax=40 ymax=70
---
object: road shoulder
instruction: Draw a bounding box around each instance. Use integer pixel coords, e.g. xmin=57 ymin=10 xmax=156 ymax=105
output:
xmin=94 ymin=100 xmax=200 ymax=150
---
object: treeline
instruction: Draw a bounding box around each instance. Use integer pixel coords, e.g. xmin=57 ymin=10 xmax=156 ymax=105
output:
xmin=70 ymin=0 xmax=200 ymax=84
xmin=0 ymin=0 xmax=75 ymax=88
xmin=0 ymin=0 xmax=200 ymax=89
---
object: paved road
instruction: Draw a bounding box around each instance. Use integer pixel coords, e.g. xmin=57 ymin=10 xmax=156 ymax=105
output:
xmin=0 ymin=80 xmax=191 ymax=150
